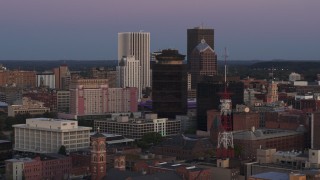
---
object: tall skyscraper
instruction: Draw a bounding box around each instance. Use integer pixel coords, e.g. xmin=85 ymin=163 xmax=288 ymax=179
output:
xmin=118 ymin=32 xmax=151 ymax=90
xmin=187 ymin=26 xmax=214 ymax=60
xmin=189 ymin=39 xmax=217 ymax=89
xmin=116 ymin=55 xmax=141 ymax=99
xmin=152 ymin=49 xmax=187 ymax=119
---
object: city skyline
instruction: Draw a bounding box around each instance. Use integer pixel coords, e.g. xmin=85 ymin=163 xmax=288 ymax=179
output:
xmin=0 ymin=0 xmax=319 ymax=60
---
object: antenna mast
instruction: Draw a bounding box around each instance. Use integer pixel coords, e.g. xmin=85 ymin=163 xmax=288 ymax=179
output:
xmin=224 ymin=48 xmax=228 ymax=93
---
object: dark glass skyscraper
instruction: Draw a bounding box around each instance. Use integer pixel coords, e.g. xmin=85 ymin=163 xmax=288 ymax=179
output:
xmin=187 ymin=26 xmax=214 ymax=60
xmin=152 ymin=49 xmax=187 ymax=119
xmin=189 ymin=39 xmax=217 ymax=89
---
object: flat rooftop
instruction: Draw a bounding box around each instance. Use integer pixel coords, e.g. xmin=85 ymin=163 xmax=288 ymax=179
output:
xmin=150 ymin=162 xmax=204 ymax=172
xmin=233 ymin=128 xmax=303 ymax=140
xmin=251 ymin=172 xmax=289 ymax=180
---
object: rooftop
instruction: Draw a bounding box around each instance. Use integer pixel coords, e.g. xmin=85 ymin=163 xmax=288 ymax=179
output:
xmin=251 ymin=172 xmax=289 ymax=180
xmin=151 ymin=162 xmax=204 ymax=172
xmin=233 ymin=128 xmax=303 ymax=140
xmin=194 ymin=39 xmax=214 ymax=53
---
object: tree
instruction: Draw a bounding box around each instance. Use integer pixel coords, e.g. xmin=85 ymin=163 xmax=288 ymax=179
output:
xmin=141 ymin=132 xmax=163 ymax=145
xmin=137 ymin=132 xmax=163 ymax=150
xmin=58 ymin=145 xmax=67 ymax=155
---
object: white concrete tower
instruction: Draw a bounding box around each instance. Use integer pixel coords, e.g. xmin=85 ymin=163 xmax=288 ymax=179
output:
xmin=118 ymin=32 xmax=151 ymax=90
xmin=116 ymin=55 xmax=141 ymax=99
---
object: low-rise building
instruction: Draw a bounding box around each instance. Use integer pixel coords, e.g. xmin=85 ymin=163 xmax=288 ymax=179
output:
xmin=233 ymin=128 xmax=305 ymax=159
xmin=152 ymin=134 xmax=214 ymax=160
xmin=13 ymin=118 xmax=92 ymax=153
xmin=94 ymin=114 xmax=180 ymax=140
xmin=8 ymin=97 xmax=50 ymax=117
xmin=5 ymin=154 xmax=72 ymax=180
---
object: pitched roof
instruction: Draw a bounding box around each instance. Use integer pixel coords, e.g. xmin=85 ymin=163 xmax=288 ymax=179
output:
xmin=194 ymin=39 xmax=214 ymax=53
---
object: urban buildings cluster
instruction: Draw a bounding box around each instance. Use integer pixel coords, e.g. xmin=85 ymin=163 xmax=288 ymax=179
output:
xmin=1 ymin=26 xmax=320 ymax=180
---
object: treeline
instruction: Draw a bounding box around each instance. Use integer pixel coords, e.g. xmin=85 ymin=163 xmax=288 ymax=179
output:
xmin=0 ymin=60 xmax=117 ymax=71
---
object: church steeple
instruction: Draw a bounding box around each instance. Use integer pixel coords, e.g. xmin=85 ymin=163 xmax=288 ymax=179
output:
xmin=90 ymin=131 xmax=106 ymax=180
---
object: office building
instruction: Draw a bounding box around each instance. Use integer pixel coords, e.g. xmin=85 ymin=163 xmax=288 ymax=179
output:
xmin=266 ymin=81 xmax=278 ymax=103
xmin=70 ymin=79 xmax=138 ymax=116
xmin=57 ymin=90 xmax=70 ymax=113
xmin=53 ymin=64 xmax=71 ymax=90
xmin=117 ymin=55 xmax=141 ymax=99
xmin=69 ymin=79 xmax=109 ymax=116
xmin=94 ymin=114 xmax=181 ymax=140
xmin=8 ymin=97 xmax=50 ymax=117
xmin=0 ymin=70 xmax=36 ymax=88
xmin=13 ymin=118 xmax=92 ymax=153
xmin=189 ymin=39 xmax=217 ymax=89
xmin=118 ymin=32 xmax=151 ymax=89
xmin=36 ymin=71 xmax=55 ymax=89
xmin=152 ymin=49 xmax=188 ymax=118
xmin=187 ymin=26 xmax=214 ymax=60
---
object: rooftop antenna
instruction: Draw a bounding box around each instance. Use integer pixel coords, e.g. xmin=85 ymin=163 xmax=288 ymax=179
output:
xmin=223 ymin=47 xmax=228 ymax=93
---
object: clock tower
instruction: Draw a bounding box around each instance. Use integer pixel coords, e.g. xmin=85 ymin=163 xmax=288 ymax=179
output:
xmin=90 ymin=128 xmax=107 ymax=180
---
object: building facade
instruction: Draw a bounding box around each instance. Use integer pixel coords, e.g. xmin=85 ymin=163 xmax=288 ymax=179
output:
xmin=90 ymin=132 xmax=107 ymax=180
xmin=57 ymin=90 xmax=70 ymax=113
xmin=24 ymin=90 xmax=57 ymax=112
xmin=70 ymin=79 xmax=138 ymax=116
xmin=5 ymin=155 xmax=72 ymax=180
xmin=36 ymin=71 xmax=55 ymax=89
xmin=94 ymin=115 xmax=181 ymax=140
xmin=53 ymin=64 xmax=71 ymax=90
xmin=187 ymin=26 xmax=214 ymax=60
xmin=189 ymin=39 xmax=217 ymax=89
xmin=152 ymin=49 xmax=188 ymax=119
xmin=118 ymin=32 xmax=150 ymax=89
xmin=8 ymin=97 xmax=50 ymax=117
xmin=13 ymin=118 xmax=92 ymax=153
xmin=117 ymin=55 xmax=141 ymax=99
xmin=0 ymin=70 xmax=36 ymax=88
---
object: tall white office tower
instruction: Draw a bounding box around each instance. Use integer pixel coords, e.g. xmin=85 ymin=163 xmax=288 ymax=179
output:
xmin=118 ymin=32 xmax=151 ymax=91
xmin=117 ymin=55 xmax=141 ymax=99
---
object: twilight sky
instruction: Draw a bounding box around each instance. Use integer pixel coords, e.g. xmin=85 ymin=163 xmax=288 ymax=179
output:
xmin=0 ymin=0 xmax=319 ymax=60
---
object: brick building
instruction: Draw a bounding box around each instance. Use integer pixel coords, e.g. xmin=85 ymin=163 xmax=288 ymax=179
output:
xmin=5 ymin=154 xmax=72 ymax=180
xmin=208 ymin=110 xmax=260 ymax=143
xmin=152 ymin=134 xmax=214 ymax=160
xmin=0 ymin=70 xmax=36 ymax=88
xmin=233 ymin=129 xmax=305 ymax=159
xmin=8 ymin=97 xmax=50 ymax=117
xmin=24 ymin=90 xmax=57 ymax=111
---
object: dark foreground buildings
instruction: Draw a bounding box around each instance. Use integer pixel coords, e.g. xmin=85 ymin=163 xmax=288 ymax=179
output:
xmin=152 ymin=49 xmax=187 ymax=119
xmin=197 ymin=76 xmax=244 ymax=131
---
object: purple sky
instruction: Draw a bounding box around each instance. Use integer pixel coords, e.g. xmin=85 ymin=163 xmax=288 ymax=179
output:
xmin=0 ymin=0 xmax=319 ymax=60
